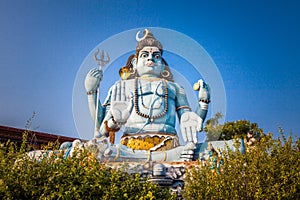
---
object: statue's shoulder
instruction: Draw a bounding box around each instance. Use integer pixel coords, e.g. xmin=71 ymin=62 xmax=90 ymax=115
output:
xmin=112 ymin=79 xmax=135 ymax=85
xmin=167 ymin=81 xmax=184 ymax=90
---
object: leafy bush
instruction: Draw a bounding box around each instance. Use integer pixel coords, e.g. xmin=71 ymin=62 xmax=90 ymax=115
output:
xmin=1 ymin=123 xmax=299 ymax=199
xmin=183 ymin=132 xmax=300 ymax=199
xmin=0 ymin=141 xmax=175 ymax=200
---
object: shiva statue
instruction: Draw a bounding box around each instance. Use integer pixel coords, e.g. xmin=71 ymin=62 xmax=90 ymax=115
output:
xmin=26 ymin=29 xmax=245 ymax=188
xmin=81 ymin=29 xmax=211 ymax=162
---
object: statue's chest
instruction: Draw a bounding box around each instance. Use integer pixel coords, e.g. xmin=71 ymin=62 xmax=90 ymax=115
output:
xmin=124 ymin=79 xmax=176 ymax=100
xmin=138 ymin=82 xmax=165 ymax=96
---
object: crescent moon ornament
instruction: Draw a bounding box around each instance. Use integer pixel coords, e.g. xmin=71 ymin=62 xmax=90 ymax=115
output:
xmin=136 ymin=29 xmax=150 ymax=42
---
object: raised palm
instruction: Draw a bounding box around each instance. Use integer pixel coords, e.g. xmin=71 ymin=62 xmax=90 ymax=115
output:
xmin=110 ymin=81 xmax=133 ymax=124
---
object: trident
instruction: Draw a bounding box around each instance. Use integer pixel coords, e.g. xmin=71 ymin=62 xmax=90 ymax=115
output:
xmin=94 ymin=49 xmax=110 ymax=68
xmin=93 ymin=49 xmax=110 ymax=136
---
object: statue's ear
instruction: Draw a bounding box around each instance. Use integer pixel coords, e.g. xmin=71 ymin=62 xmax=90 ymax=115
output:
xmin=131 ymin=57 xmax=137 ymax=67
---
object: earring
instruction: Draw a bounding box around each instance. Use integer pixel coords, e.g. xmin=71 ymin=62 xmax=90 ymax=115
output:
xmin=119 ymin=66 xmax=130 ymax=80
xmin=161 ymin=70 xmax=170 ymax=78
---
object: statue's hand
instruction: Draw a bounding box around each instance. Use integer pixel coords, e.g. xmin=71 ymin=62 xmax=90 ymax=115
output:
xmin=180 ymin=112 xmax=203 ymax=143
xmin=195 ymin=79 xmax=210 ymax=101
xmin=84 ymin=68 xmax=103 ymax=92
xmin=110 ymin=81 xmax=133 ymax=124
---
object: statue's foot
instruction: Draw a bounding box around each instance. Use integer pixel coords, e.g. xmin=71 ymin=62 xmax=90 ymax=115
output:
xmin=178 ymin=142 xmax=196 ymax=162
xmin=150 ymin=142 xmax=196 ymax=162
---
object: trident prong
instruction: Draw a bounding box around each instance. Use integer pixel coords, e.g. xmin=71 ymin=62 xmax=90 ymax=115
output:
xmin=94 ymin=49 xmax=110 ymax=68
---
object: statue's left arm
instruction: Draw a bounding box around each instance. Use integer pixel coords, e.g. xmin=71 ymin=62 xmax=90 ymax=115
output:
xmin=174 ymin=83 xmax=202 ymax=143
xmin=175 ymin=80 xmax=210 ymax=144
xmin=194 ymin=79 xmax=210 ymax=121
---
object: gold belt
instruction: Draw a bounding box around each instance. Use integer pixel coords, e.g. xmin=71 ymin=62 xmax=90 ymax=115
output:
xmin=120 ymin=133 xmax=179 ymax=151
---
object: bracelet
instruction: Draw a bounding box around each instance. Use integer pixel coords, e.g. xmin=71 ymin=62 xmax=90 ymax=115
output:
xmin=176 ymin=106 xmax=192 ymax=111
xmin=199 ymin=99 xmax=211 ymax=104
xmin=104 ymin=120 xmax=121 ymax=132
xmin=102 ymin=102 xmax=111 ymax=107
xmin=111 ymin=117 xmax=124 ymax=126
xmin=87 ymin=90 xmax=98 ymax=95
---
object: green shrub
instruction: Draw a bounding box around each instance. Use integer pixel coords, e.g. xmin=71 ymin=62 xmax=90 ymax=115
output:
xmin=183 ymin=133 xmax=300 ymax=200
xmin=2 ymin=125 xmax=299 ymax=199
xmin=0 ymin=141 xmax=175 ymax=200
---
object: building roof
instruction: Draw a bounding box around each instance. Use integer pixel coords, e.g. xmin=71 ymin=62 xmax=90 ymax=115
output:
xmin=0 ymin=125 xmax=78 ymax=146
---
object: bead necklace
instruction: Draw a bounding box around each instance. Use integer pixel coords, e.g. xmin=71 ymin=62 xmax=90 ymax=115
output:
xmin=134 ymin=78 xmax=168 ymax=122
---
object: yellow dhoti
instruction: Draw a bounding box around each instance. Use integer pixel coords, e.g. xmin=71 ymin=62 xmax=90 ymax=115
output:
xmin=120 ymin=133 xmax=179 ymax=151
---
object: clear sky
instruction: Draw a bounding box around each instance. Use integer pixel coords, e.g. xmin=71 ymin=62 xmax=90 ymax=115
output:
xmin=0 ymin=0 xmax=299 ymax=140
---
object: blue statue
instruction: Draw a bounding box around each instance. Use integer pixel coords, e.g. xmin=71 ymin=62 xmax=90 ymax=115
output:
xmin=26 ymin=30 xmax=245 ymax=190
xmin=82 ymin=29 xmax=211 ymax=161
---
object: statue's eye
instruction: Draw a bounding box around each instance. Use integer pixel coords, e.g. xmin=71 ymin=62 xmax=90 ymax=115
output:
xmin=154 ymin=54 xmax=161 ymax=59
xmin=141 ymin=53 xmax=148 ymax=58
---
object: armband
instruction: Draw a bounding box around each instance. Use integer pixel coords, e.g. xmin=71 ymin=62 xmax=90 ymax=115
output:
xmin=86 ymin=90 xmax=98 ymax=95
xmin=199 ymin=101 xmax=209 ymax=110
xmin=199 ymin=99 xmax=210 ymax=104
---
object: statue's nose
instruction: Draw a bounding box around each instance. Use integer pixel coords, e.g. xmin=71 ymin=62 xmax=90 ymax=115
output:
xmin=147 ymin=54 xmax=154 ymax=61
xmin=147 ymin=58 xmax=154 ymax=62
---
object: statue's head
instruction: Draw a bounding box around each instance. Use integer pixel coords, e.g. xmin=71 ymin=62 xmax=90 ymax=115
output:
xmin=133 ymin=29 xmax=165 ymax=78
xmin=119 ymin=29 xmax=173 ymax=81
xmin=135 ymin=29 xmax=163 ymax=56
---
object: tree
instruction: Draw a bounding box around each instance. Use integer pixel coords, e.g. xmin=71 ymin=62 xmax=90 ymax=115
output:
xmin=204 ymin=112 xmax=224 ymax=141
xmin=220 ymin=120 xmax=263 ymax=140
xmin=204 ymin=113 xmax=264 ymax=141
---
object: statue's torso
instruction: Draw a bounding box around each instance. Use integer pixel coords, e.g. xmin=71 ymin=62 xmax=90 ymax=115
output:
xmin=120 ymin=78 xmax=178 ymax=135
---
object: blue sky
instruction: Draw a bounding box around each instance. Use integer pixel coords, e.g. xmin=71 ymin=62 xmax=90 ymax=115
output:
xmin=0 ymin=0 xmax=299 ymax=140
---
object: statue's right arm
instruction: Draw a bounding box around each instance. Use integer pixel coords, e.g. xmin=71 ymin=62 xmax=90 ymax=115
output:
xmin=85 ymin=68 xmax=106 ymax=130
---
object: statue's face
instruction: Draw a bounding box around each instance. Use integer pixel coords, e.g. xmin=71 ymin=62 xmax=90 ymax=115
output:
xmin=135 ymin=46 xmax=164 ymax=77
